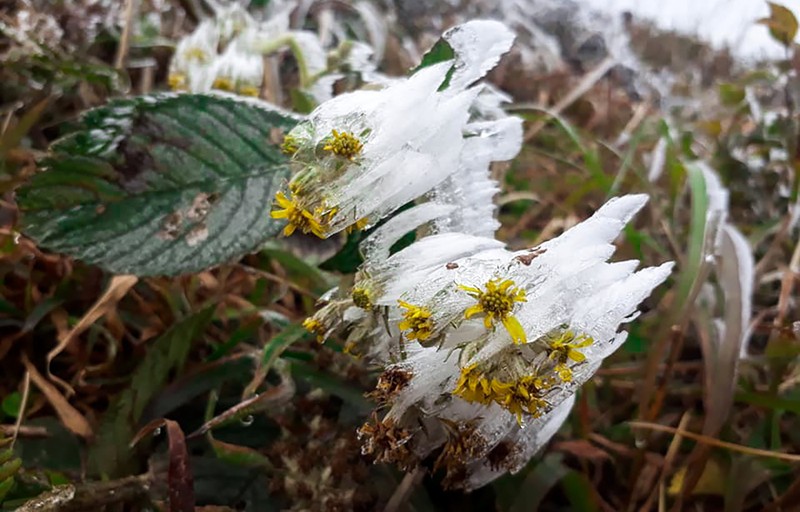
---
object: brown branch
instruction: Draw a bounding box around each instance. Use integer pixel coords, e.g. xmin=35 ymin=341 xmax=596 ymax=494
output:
xmin=16 ymin=475 xmax=153 ymax=512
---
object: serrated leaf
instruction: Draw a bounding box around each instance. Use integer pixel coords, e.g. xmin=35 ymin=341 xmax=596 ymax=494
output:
xmin=18 ymin=94 xmax=300 ymax=276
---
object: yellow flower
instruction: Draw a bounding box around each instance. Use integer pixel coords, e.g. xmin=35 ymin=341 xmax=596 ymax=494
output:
xmin=270 ymin=191 xmax=326 ymax=238
xmin=547 ymin=330 xmax=593 ymax=381
xmin=168 ymin=73 xmax=187 ymax=91
xmin=345 ymin=217 xmax=370 ymax=234
xmin=352 ymin=287 xmax=374 ymax=310
xmin=453 ymin=365 xmax=553 ymax=423
xmin=554 ymin=363 xmax=572 ymax=382
xmin=238 ymin=84 xmax=260 ymax=97
xmin=212 ymin=76 xmax=235 ymax=92
xmin=281 ymin=135 xmax=299 ymax=156
xmin=459 ymin=278 xmax=527 ymax=343
xmin=184 ymin=47 xmax=210 ymax=63
xmin=343 ymin=340 xmax=362 ymax=359
xmin=397 ymin=301 xmax=434 ymax=341
xmin=302 ymin=317 xmax=326 ymax=343
xmin=322 ymin=129 xmax=363 ymax=160
xmin=548 ymin=330 xmax=593 ymax=363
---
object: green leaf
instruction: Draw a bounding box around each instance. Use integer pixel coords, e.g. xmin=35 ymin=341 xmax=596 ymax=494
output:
xmin=18 ymin=94 xmax=300 ymax=276
xmin=718 ymin=83 xmax=746 ymax=107
xmin=88 ymin=307 xmax=214 ymax=477
xmin=290 ymin=362 xmax=371 ymax=412
xmin=0 ymin=447 xmax=20 ymax=504
xmin=507 ymin=454 xmax=569 ymax=512
xmin=676 ymin=163 xmax=709 ymax=305
xmin=413 ymin=39 xmax=455 ymax=73
xmin=260 ymin=323 xmax=309 ymax=375
xmin=411 ymin=39 xmax=456 ymax=91
xmin=1 ymin=393 xmax=21 ymax=419
xmin=560 ymin=470 xmax=600 ymax=512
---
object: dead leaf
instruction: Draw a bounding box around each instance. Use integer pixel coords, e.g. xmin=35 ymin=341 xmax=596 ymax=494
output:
xmin=552 ymin=439 xmax=611 ymax=463
xmin=758 ymin=2 xmax=799 ymax=46
xmin=668 ymin=459 xmax=727 ymax=497
xmin=132 ymin=418 xmax=194 ymax=512
xmin=46 ymin=275 xmax=138 ymax=395
xmin=21 ymin=354 xmax=93 ymax=439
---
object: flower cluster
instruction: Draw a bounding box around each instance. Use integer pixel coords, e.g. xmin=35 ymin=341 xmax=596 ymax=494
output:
xmin=168 ymin=4 xmax=264 ymax=96
xmin=268 ymin=20 xmax=520 ymax=239
xmin=289 ymin=20 xmax=673 ymax=490
xmin=308 ymin=191 xmax=672 ymax=488
xmin=168 ymin=3 xmax=334 ymax=100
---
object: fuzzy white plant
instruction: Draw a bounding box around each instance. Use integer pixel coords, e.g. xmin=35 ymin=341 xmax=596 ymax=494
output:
xmin=323 ymin=195 xmax=672 ymax=489
xmin=289 ymin=19 xmax=673 ymax=491
xmin=269 ymin=20 xmax=519 ymax=239
xmin=167 ymin=3 xmax=327 ymax=99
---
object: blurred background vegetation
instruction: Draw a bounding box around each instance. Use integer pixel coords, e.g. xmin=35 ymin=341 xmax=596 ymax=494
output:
xmin=1 ymin=0 xmax=799 ymax=510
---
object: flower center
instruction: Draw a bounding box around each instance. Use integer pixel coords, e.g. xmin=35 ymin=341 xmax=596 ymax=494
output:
xmin=302 ymin=317 xmax=326 ymax=343
xmin=479 ymin=290 xmax=515 ymax=316
xmin=281 ymin=135 xmax=299 ymax=155
xmin=323 ymin=129 xmax=363 ymax=160
xmin=459 ymin=278 xmax=527 ymax=343
xmin=398 ymin=301 xmax=434 ymax=341
xmin=168 ymin=73 xmax=187 ymax=91
xmin=453 ymin=364 xmax=556 ymax=423
xmin=270 ymin=191 xmax=327 ymax=238
xmin=212 ymin=76 xmax=235 ymax=92
xmin=352 ymin=287 xmax=374 ymax=310
xmin=183 ymin=47 xmax=210 ymax=63
xmin=546 ymin=330 xmax=594 ymax=382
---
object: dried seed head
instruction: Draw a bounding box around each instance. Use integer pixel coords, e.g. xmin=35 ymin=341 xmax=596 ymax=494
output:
xmin=367 ymin=367 xmax=413 ymax=404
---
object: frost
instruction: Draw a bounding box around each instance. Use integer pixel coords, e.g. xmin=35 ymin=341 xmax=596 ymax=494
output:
xmin=443 ymin=20 xmax=516 ymax=91
xmin=348 ymin=194 xmax=672 ymax=488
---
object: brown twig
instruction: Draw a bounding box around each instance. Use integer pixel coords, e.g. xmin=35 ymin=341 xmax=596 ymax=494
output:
xmin=384 ymin=467 xmax=424 ymax=512
xmin=523 ymin=56 xmax=617 ymax=142
xmin=629 ymin=421 xmax=800 ymax=462
xmin=16 ymin=475 xmax=153 ymax=512
xmin=10 ymin=370 xmax=31 ymax=449
xmin=114 ymin=0 xmax=137 ymax=71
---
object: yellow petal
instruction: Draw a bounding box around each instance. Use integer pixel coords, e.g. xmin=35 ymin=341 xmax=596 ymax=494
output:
xmin=458 ymin=284 xmax=482 ymax=295
xmin=283 ymin=224 xmax=296 ymax=236
xmin=568 ymin=350 xmax=586 ymax=362
xmin=270 ymin=209 xmax=288 ymax=219
xmin=502 ymin=315 xmax=527 ymax=344
xmin=275 ymin=192 xmax=292 ymax=208
xmin=464 ymin=304 xmax=484 ymax=319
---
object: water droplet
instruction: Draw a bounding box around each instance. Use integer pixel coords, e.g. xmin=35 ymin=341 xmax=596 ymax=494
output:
xmin=240 ymin=415 xmax=254 ymax=426
xmin=153 ymin=427 xmax=162 ymax=436
xmin=13 ymin=232 xmax=21 ymax=244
